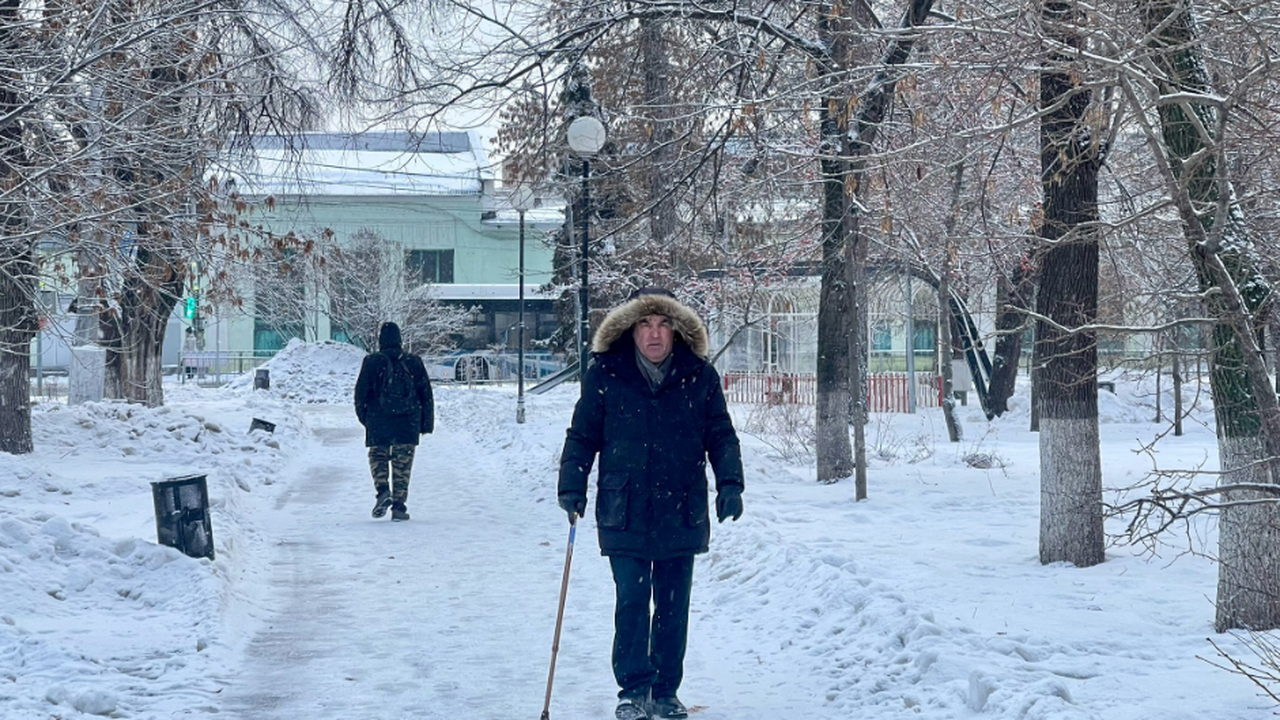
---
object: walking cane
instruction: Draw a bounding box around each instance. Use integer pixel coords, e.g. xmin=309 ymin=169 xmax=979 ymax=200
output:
xmin=540 ymin=515 xmax=577 ymax=720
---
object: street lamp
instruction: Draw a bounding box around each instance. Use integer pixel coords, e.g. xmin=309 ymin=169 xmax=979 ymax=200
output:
xmin=566 ymin=116 xmax=606 ymax=381
xmin=512 ymin=185 xmax=536 ymax=424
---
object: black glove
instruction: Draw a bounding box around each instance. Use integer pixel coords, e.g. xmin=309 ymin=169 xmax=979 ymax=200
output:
xmin=558 ymin=493 xmax=586 ymax=523
xmin=716 ymin=485 xmax=743 ymax=523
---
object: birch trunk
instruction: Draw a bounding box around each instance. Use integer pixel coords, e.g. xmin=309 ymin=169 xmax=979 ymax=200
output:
xmin=1141 ymin=0 xmax=1280 ymax=631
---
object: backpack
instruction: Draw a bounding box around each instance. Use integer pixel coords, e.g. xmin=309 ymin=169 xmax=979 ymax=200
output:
xmin=377 ymin=355 xmax=420 ymax=416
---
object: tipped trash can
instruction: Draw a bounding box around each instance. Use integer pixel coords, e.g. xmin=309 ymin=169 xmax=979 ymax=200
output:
xmin=151 ymin=474 xmax=215 ymax=560
xmin=254 ymin=368 xmax=270 ymax=390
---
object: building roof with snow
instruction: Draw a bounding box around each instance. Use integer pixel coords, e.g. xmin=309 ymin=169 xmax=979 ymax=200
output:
xmin=218 ymin=130 xmax=494 ymax=197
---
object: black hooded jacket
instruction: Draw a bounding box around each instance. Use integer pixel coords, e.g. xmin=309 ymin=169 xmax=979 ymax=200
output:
xmin=354 ymin=322 xmax=434 ymax=447
xmin=558 ymin=293 xmax=744 ymax=559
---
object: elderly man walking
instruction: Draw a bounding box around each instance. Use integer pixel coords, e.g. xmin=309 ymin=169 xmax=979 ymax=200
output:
xmin=558 ymin=288 xmax=744 ymax=720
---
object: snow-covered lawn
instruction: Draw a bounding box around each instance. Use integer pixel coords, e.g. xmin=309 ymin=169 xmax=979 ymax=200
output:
xmin=0 ymin=340 xmax=1270 ymax=718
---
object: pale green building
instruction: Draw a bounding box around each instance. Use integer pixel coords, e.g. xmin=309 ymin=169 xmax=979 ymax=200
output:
xmin=206 ymin=130 xmax=562 ymax=358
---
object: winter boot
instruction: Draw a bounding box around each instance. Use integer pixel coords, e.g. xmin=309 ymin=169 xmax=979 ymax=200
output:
xmin=371 ymin=489 xmax=393 ymax=519
xmin=649 ymin=696 xmax=688 ymax=719
xmin=391 ymin=502 xmax=410 ymax=522
xmin=615 ymin=695 xmax=649 ymax=720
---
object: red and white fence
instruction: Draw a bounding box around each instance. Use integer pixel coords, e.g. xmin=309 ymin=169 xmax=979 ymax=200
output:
xmin=721 ymin=372 xmax=817 ymax=406
xmin=722 ymin=371 xmax=942 ymax=413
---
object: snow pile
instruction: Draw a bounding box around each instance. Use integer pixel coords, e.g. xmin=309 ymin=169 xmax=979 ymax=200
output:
xmin=223 ymin=338 xmax=366 ymax=404
xmin=1 ymin=387 xmax=307 ymax=718
xmin=0 ymin=515 xmax=221 ymax=718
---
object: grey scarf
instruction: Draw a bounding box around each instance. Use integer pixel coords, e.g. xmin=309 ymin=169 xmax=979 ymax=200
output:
xmin=634 ymin=345 xmax=672 ymax=392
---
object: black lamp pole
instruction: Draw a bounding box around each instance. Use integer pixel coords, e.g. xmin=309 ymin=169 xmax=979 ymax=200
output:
xmin=517 ymin=206 xmax=527 ymax=424
xmin=578 ymin=158 xmax=591 ymax=372
xmin=567 ymin=115 xmax=605 ymax=384
xmin=511 ymin=185 xmax=535 ymax=423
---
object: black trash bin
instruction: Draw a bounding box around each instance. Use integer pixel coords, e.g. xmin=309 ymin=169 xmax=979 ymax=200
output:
xmin=254 ymin=367 xmax=270 ymax=390
xmin=151 ymin=474 xmax=215 ymax=560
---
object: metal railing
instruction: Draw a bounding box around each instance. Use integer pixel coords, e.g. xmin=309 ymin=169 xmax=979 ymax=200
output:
xmin=422 ymin=351 xmax=569 ymax=386
xmin=722 ymin=371 xmax=943 ymax=413
xmin=180 ymin=351 xmax=272 ymax=385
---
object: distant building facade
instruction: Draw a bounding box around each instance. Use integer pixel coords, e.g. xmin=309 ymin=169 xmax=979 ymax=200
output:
xmin=203 ymin=130 xmax=562 ymax=357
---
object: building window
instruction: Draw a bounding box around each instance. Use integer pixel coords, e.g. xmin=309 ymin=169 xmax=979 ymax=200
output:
xmin=872 ymin=321 xmax=892 ymax=351
xmin=405 ymin=249 xmax=454 ymax=285
xmin=253 ymin=250 xmax=306 ymax=354
xmin=913 ymin=322 xmax=936 ymax=351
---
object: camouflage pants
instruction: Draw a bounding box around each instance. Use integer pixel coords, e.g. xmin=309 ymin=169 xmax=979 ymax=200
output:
xmin=368 ymin=444 xmax=416 ymax=503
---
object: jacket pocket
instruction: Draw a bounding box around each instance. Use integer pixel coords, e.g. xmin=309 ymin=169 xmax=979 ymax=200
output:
xmin=685 ymin=478 xmax=709 ymax=528
xmin=597 ymin=473 xmax=629 ymax=530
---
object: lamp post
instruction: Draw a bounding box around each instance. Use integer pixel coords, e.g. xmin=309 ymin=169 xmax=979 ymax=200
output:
xmin=512 ymin=185 xmax=535 ymax=424
xmin=566 ymin=116 xmax=606 ymax=380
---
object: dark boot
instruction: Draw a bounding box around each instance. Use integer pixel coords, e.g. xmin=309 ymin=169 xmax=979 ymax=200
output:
xmin=615 ymin=694 xmax=649 ymax=720
xmin=649 ymin=696 xmax=687 ymax=719
xmin=371 ymin=489 xmax=392 ymax=518
xmin=391 ymin=501 xmax=410 ymax=522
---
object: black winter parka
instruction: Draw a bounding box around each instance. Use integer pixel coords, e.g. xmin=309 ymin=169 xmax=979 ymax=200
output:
xmin=558 ymin=294 xmax=744 ymax=559
xmin=354 ymin=323 xmax=434 ymax=447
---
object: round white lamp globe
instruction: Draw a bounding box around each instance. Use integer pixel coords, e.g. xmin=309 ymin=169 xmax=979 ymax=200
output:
xmin=511 ymin=185 xmax=536 ymax=212
xmin=567 ymin=116 xmax=607 ymax=156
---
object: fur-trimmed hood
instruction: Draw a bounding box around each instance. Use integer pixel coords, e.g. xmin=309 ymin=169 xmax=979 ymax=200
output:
xmin=592 ymin=293 xmax=710 ymax=359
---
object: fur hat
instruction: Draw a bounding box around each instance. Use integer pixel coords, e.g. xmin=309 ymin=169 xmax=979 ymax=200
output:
xmin=592 ymin=289 xmax=709 ymax=359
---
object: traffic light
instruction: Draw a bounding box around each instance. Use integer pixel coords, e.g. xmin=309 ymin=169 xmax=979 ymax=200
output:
xmin=184 ymin=297 xmax=196 ymax=319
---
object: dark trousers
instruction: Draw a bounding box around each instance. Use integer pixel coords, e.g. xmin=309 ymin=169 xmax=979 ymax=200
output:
xmin=609 ymin=555 xmax=695 ymax=700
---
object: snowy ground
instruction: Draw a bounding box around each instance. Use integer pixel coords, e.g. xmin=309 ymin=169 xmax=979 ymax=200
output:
xmin=0 ymin=339 xmax=1273 ymax=719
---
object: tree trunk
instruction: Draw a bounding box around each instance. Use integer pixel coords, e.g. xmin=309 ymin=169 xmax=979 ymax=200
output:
xmin=107 ymin=48 xmax=195 ymax=406
xmin=939 ymin=157 xmax=965 ymax=442
xmin=815 ymin=0 xmax=935 ymax=485
xmin=1270 ymin=308 xmax=1280 ymax=395
xmin=815 ymin=96 xmax=855 ymax=483
xmin=1142 ymin=0 xmax=1280 ymax=632
xmin=849 ymin=205 xmax=869 ymax=499
xmin=0 ymin=0 xmax=34 ymax=454
xmin=1036 ymin=0 xmax=1104 ymax=568
xmin=988 ymin=260 xmax=1033 ymax=416
xmin=1172 ymin=350 xmax=1183 ymax=437
xmin=814 ymin=5 xmax=855 ymax=484
xmin=1154 ymin=332 xmax=1163 ymax=424
xmin=641 ymin=20 xmax=676 ymax=252
xmin=114 ymin=244 xmax=181 ymax=406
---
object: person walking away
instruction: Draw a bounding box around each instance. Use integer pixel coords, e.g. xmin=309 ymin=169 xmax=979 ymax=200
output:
xmin=354 ymin=321 xmax=434 ymax=521
xmin=557 ymin=288 xmax=744 ymax=720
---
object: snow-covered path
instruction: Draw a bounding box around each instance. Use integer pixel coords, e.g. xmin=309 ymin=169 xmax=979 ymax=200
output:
xmin=216 ymin=397 xmax=839 ymax=720
xmin=219 ymin=404 xmax=597 ymax=719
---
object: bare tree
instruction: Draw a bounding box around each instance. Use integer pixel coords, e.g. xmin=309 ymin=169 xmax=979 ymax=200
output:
xmin=324 ymin=227 xmax=470 ymax=354
xmin=1032 ymin=0 xmax=1106 ymax=568
xmin=0 ymin=0 xmax=319 ymax=442
xmin=1134 ymin=0 xmax=1280 ymax=630
xmin=0 ymin=0 xmax=35 ymax=454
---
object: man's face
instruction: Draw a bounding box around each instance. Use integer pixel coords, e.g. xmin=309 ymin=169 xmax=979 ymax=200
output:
xmin=633 ymin=314 xmax=674 ymax=364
